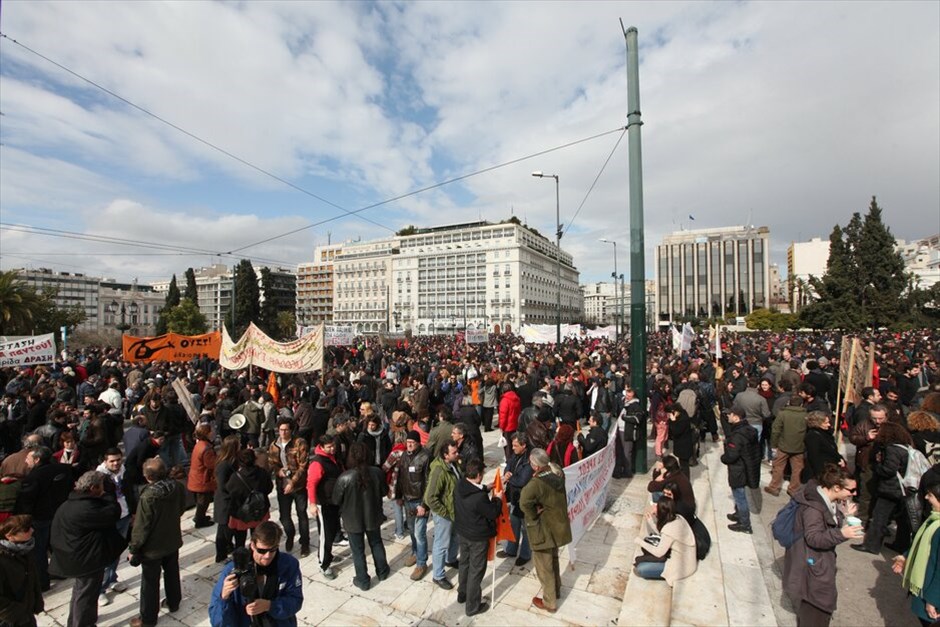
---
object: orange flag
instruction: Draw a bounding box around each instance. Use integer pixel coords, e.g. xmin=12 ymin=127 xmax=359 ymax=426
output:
xmin=267 ymin=372 xmax=279 ymax=406
xmin=488 ymin=467 xmax=516 ymax=560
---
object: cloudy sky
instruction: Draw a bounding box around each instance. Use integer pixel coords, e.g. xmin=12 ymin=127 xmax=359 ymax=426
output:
xmin=1 ymin=1 xmax=937 ymax=286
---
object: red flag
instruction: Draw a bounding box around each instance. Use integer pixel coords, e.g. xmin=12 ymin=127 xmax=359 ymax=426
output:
xmin=266 ymin=372 xmax=279 ymax=406
xmin=488 ymin=468 xmax=516 ymax=560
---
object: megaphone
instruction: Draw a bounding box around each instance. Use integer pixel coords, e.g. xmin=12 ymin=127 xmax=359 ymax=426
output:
xmin=228 ymin=413 xmax=247 ymax=430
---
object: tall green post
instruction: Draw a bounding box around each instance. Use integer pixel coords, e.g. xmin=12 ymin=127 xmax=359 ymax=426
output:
xmin=624 ymin=25 xmax=648 ymax=474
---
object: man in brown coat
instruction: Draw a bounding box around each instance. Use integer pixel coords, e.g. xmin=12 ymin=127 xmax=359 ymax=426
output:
xmin=269 ymin=419 xmax=310 ymax=556
xmin=847 ymin=404 xmax=888 ymax=523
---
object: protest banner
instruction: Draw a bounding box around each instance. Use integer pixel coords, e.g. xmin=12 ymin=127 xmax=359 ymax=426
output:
xmin=836 ymin=336 xmax=875 ymax=413
xmin=221 ymin=323 xmax=323 ymax=373
xmin=563 ymin=426 xmax=617 ymax=562
xmin=519 ymin=324 xmax=582 ymax=344
xmin=0 ymin=333 xmax=56 ymax=367
xmin=465 ymin=328 xmax=489 ymax=344
xmin=585 ymin=325 xmax=616 ymax=340
xmin=325 ymin=325 xmax=355 ymax=346
xmin=122 ymin=332 xmax=221 ymax=363
xmin=171 ymin=378 xmax=200 ymax=424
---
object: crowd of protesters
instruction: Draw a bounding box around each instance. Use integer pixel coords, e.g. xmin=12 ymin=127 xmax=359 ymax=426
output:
xmin=0 ymin=327 xmax=938 ymax=626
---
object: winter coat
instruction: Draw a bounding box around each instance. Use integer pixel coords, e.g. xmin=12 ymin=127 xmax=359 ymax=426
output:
xmin=454 ymin=477 xmax=501 ymax=542
xmin=505 ymin=449 xmax=533 ymax=514
xmin=15 ymin=461 xmax=74 ymax=522
xmin=802 ymin=428 xmax=843 ymax=483
xmin=721 ymin=421 xmax=760 ymax=489
xmin=519 ymin=468 xmax=572 ymax=551
xmin=554 ymin=391 xmax=581 ymax=425
xmin=636 ymin=515 xmax=697 ymax=587
xmin=306 ymin=446 xmax=342 ymax=507
xmin=187 ymin=439 xmax=218 ymax=494
xmin=424 ymin=456 xmax=461 ymax=521
xmin=647 ymin=470 xmax=696 ymax=515
xmin=783 ymin=481 xmax=847 ymax=614
xmin=357 ymin=429 xmax=392 ymax=468
xmin=332 ymin=466 xmax=385 ymax=533
xmin=578 ymin=425 xmax=608 ymax=459
xmin=0 ymin=539 xmax=43 ymax=625
xmin=668 ymin=411 xmax=696 ymax=461
xmin=498 ymin=390 xmax=522 ymax=433
xmin=426 ymin=418 xmax=455 ymax=459
xmin=129 ymin=479 xmax=185 ymax=560
xmin=49 ymin=491 xmax=127 ymax=578
xmin=225 ymin=466 xmax=273 ymax=524
xmin=213 ymin=459 xmax=237 ymax=523
xmin=770 ymin=406 xmax=808 ymax=454
xmin=268 ymin=437 xmax=309 ymax=495
xmin=396 ymin=446 xmax=432 ymax=502
xmin=848 ymin=417 xmax=879 ymax=470
xmin=872 ymin=442 xmax=908 ymax=501
xmin=209 ymin=552 xmax=303 ymax=627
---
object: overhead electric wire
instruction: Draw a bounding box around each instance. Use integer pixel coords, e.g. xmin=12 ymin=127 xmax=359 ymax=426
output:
xmin=562 ymin=128 xmax=627 ymax=238
xmin=0 ymin=31 xmax=394 ymax=234
xmin=229 ymin=125 xmax=628 ymax=253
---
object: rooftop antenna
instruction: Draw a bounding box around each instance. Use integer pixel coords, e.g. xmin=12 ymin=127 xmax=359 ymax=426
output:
xmin=327 ymin=230 xmax=332 ymax=245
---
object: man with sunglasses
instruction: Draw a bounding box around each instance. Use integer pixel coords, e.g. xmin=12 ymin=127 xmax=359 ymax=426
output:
xmin=209 ymin=521 xmax=304 ymax=627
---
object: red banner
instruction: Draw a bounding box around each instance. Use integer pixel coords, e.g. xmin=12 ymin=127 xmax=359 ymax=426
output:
xmin=122 ymin=332 xmax=221 ymax=363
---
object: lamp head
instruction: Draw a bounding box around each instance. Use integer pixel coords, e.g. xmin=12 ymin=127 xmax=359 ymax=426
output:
xmin=531 ymin=171 xmax=543 ymax=178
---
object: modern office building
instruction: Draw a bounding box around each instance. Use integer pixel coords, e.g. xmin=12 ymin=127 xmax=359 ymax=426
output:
xmin=14 ymin=268 xmax=104 ymax=331
xmin=897 ymin=234 xmax=940 ymax=289
xmin=655 ymin=226 xmax=771 ymax=326
xmin=296 ymin=244 xmax=342 ymax=326
xmin=787 ymin=237 xmax=830 ymax=312
xmin=393 ymin=220 xmax=581 ymax=335
xmin=581 ymin=282 xmax=618 ymax=325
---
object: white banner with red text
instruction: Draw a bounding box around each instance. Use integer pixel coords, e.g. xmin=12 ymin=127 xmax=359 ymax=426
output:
xmin=221 ymin=323 xmax=323 ymax=373
xmin=0 ymin=333 xmax=56 ymax=367
xmin=563 ymin=425 xmax=617 ymax=562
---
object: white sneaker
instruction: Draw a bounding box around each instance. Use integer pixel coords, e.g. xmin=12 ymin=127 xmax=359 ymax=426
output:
xmin=98 ymin=593 xmax=112 ymax=607
xmin=108 ymin=581 xmax=128 ymax=593
xmin=335 ymin=538 xmax=349 ymax=547
xmin=321 ymin=566 xmax=337 ymax=580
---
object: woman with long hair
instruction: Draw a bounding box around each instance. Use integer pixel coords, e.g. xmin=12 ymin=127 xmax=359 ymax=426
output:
xmin=907 ymin=411 xmax=940 ymax=462
xmin=547 ymin=424 xmax=579 ymax=468
xmin=757 ymin=378 xmax=778 ymax=462
xmin=187 ymin=423 xmax=217 ymax=529
xmin=893 ymin=482 xmax=940 ymax=627
xmin=853 ymin=421 xmax=918 ymax=554
xmin=212 ymin=435 xmax=240 ymax=563
xmin=801 ymin=411 xmax=844 ymax=483
xmin=225 ymin=449 xmax=273 ymax=550
xmin=666 ymin=403 xmax=694 ymax=476
xmin=633 ymin=496 xmax=697 ymax=585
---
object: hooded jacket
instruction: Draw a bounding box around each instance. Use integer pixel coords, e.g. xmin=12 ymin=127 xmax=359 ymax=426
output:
xmin=519 ymin=468 xmax=572 ymax=551
xmin=721 ymin=421 xmax=760 ymax=489
xmin=129 ymin=478 xmax=185 ymax=560
xmin=498 ymin=390 xmax=522 ymax=433
xmin=783 ymin=480 xmax=847 ymax=614
xmin=453 ymin=478 xmax=501 ymax=542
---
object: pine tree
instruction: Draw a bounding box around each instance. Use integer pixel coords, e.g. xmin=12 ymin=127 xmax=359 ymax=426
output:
xmin=184 ymin=267 xmax=198 ymax=306
xmin=258 ymin=267 xmax=279 ymax=337
xmin=232 ymin=260 xmax=260 ymax=337
xmin=801 ymin=225 xmax=864 ymax=329
xmin=856 ymin=197 xmax=906 ymax=328
xmin=155 ymin=274 xmax=181 ymax=335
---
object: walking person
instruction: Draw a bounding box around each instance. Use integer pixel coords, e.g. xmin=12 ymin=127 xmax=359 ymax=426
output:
xmin=307 ymin=434 xmax=343 ymax=580
xmin=424 ymin=440 xmax=462 ymax=590
xmin=520 ymin=448 xmax=572 ymax=614
xmin=213 ymin=435 xmax=240 ymax=563
xmin=332 ymin=441 xmax=390 ymax=591
xmin=49 ymin=470 xmax=128 ymax=627
xmin=128 ymin=457 xmax=185 ymax=627
xmin=454 ymin=458 xmax=502 ymax=617
xmin=269 ymin=419 xmax=310 ymax=556
xmin=188 ymin=422 xmax=217 ymax=529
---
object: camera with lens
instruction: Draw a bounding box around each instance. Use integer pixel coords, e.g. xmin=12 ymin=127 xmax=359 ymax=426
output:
xmin=231 ymin=547 xmax=258 ymax=602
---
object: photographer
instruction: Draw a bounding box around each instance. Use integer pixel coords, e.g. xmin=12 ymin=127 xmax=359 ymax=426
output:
xmin=208 ymin=521 xmax=303 ymax=627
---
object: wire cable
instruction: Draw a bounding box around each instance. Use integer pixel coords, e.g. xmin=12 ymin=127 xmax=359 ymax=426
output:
xmin=562 ymin=128 xmax=627 ymax=238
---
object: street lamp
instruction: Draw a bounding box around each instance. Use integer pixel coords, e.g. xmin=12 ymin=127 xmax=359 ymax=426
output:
xmin=532 ymin=171 xmax=562 ymax=345
xmin=108 ymin=299 xmax=138 ymax=333
xmin=600 ymin=238 xmax=621 ymax=340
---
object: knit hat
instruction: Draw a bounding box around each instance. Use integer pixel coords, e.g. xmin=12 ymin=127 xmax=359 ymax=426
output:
xmin=406 ymin=430 xmax=422 ymax=442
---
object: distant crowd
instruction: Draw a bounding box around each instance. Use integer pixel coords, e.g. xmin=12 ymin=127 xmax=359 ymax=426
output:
xmin=0 ymin=328 xmax=938 ymax=627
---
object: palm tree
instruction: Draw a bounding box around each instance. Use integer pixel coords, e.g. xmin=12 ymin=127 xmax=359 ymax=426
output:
xmin=0 ymin=271 xmax=43 ymax=335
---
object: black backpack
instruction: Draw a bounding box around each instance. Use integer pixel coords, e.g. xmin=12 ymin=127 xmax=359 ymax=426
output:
xmin=690 ymin=515 xmax=711 ymax=560
xmin=234 ymin=472 xmax=269 ymax=523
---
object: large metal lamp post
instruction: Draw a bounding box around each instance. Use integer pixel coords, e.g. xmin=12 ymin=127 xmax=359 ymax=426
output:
xmin=532 ymin=171 xmax=562 ymax=345
xmin=600 ymin=238 xmax=620 ymax=340
xmin=108 ymin=299 xmax=138 ymax=334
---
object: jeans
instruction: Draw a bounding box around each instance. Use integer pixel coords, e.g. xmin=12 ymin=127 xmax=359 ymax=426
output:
xmin=348 ymin=528 xmax=389 ymax=588
xmin=732 ymin=486 xmax=751 ymax=528
xmin=101 ymin=515 xmax=131 ymax=594
xmin=33 ymin=518 xmax=52 ymax=590
xmin=140 ymin=551 xmax=182 ymax=625
xmin=503 ymin=513 xmax=531 ymax=560
xmin=276 ymin=487 xmax=310 ymax=549
xmin=159 ymin=434 xmax=188 ymax=469
xmin=406 ymin=500 xmax=429 ymax=567
xmin=392 ymin=499 xmax=406 ymax=537
xmin=598 ymin=412 xmax=612 ymax=432
xmin=634 ymin=560 xmax=666 ymax=580
xmin=431 ymin=513 xmax=459 ymax=581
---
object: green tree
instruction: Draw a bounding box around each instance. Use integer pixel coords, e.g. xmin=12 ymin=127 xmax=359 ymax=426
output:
xmin=232 ymin=260 xmax=260 ymax=337
xmin=156 ymin=274 xmax=181 ymax=335
xmin=745 ymin=307 xmax=798 ymax=331
xmin=0 ymin=271 xmax=44 ymax=335
xmin=801 ymin=225 xmax=864 ymax=329
xmin=276 ymin=311 xmax=296 ymax=341
xmin=184 ymin=267 xmax=198 ymax=306
xmin=163 ymin=299 xmax=208 ymax=335
xmin=856 ymin=197 xmax=906 ymax=328
xmin=258 ymin=267 xmax=279 ymax=337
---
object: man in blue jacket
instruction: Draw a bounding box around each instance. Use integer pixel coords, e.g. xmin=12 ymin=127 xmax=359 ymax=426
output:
xmin=209 ymin=521 xmax=303 ymax=627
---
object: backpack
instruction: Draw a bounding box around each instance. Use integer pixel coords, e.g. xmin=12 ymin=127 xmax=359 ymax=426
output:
xmin=771 ymin=498 xmax=802 ymax=549
xmin=233 ymin=472 xmax=269 ymax=522
xmin=924 ymin=441 xmax=940 ymax=467
xmin=893 ymin=444 xmax=931 ymax=494
xmin=690 ymin=515 xmax=711 ymax=560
